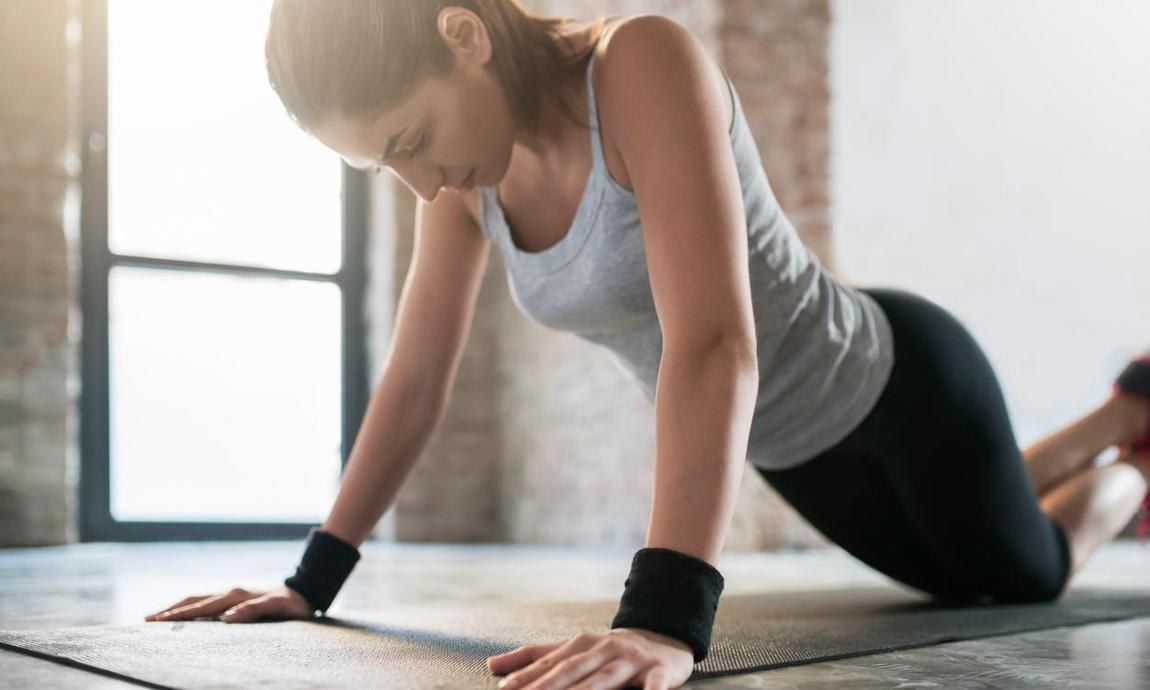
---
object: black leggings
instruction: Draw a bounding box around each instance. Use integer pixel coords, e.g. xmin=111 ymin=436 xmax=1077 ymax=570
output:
xmin=755 ymin=287 xmax=1072 ymax=604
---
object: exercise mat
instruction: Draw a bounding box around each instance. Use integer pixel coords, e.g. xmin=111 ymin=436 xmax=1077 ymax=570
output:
xmin=4 ymin=586 xmax=1150 ymax=689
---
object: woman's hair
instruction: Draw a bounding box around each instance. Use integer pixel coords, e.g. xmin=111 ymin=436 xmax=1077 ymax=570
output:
xmin=264 ymin=0 xmax=614 ymax=136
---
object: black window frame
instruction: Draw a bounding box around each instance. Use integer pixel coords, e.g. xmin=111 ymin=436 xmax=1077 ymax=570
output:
xmin=78 ymin=0 xmax=369 ymax=542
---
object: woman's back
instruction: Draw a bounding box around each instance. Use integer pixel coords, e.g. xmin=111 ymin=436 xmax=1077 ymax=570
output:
xmin=477 ymin=31 xmax=894 ymax=472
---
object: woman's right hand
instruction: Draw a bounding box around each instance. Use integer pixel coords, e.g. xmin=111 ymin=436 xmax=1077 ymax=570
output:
xmin=144 ymin=586 xmax=317 ymax=623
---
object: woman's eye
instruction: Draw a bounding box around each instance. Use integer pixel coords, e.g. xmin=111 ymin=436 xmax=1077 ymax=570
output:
xmin=369 ymin=135 xmax=426 ymax=173
xmin=407 ymin=136 xmax=427 ymax=158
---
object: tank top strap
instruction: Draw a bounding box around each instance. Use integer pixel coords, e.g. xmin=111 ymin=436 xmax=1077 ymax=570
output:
xmin=585 ymin=17 xmax=637 ymax=198
xmin=585 ymin=37 xmax=608 ymax=182
xmin=478 ymin=18 xmax=626 ymax=245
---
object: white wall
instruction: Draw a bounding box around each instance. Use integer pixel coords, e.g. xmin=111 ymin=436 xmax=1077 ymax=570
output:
xmin=831 ymin=0 xmax=1150 ymax=449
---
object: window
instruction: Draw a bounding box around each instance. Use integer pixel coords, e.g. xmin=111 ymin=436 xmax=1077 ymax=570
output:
xmin=79 ymin=0 xmax=369 ymax=540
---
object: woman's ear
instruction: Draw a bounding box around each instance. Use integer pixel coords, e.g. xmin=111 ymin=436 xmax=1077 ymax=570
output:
xmin=437 ymin=7 xmax=492 ymax=67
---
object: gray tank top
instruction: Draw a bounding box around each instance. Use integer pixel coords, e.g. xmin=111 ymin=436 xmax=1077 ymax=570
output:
xmin=477 ymin=45 xmax=895 ymax=471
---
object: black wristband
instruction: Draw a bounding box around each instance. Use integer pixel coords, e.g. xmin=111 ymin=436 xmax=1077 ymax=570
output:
xmin=609 ymin=547 xmax=724 ymax=663
xmin=283 ymin=527 xmax=361 ymax=615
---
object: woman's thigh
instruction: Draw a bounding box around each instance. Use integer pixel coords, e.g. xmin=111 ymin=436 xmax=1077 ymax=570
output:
xmin=755 ymin=287 xmax=1072 ymax=603
xmin=754 ymin=436 xmax=990 ymax=603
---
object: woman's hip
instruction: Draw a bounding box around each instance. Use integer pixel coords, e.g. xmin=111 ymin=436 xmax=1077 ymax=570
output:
xmin=786 ymin=286 xmax=1019 ymax=471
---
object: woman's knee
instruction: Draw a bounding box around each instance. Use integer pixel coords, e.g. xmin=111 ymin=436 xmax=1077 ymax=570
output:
xmin=991 ymin=583 xmax=1065 ymax=604
xmin=987 ymin=565 xmax=1069 ymax=604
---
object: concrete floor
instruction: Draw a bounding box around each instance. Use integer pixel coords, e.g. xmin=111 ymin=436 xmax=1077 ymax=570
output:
xmin=3 ymin=539 xmax=1150 ymax=688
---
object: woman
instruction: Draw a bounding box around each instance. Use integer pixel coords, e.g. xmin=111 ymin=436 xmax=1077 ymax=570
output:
xmin=145 ymin=2 xmax=1150 ymax=689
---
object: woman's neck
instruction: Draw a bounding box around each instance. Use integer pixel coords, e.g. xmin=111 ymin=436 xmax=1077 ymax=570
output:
xmin=512 ymin=23 xmax=600 ymax=164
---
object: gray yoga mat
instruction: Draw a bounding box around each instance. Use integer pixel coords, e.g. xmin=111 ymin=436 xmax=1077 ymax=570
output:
xmin=4 ymin=586 xmax=1150 ymax=689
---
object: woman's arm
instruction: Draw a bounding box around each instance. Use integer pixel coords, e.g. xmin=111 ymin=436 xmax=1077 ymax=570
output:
xmin=646 ymin=341 xmax=758 ymax=566
xmin=596 ymin=16 xmax=760 ymax=565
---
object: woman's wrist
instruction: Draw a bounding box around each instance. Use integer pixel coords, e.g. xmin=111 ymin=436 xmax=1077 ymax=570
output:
xmin=283 ymin=527 xmax=362 ymax=615
xmin=609 ymin=547 xmax=725 ymax=663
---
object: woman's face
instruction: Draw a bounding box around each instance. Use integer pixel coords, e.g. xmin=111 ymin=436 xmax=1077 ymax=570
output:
xmin=311 ymin=8 xmax=516 ymax=202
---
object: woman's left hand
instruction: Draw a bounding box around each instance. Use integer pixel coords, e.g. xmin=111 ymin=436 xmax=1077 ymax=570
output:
xmin=486 ymin=628 xmax=696 ymax=690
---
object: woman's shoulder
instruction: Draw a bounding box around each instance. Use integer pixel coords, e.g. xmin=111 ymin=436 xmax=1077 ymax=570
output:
xmin=593 ymin=14 xmax=729 ymax=105
xmin=590 ymin=15 xmax=734 ymax=188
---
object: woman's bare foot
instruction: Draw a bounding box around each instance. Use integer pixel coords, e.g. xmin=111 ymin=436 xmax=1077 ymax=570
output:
xmin=1111 ymin=393 xmax=1150 ymax=446
xmin=1115 ymin=441 xmax=1150 ymax=487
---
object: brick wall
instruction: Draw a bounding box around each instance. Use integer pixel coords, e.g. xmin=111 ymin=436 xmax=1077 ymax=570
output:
xmin=0 ymin=0 xmax=80 ymax=546
xmin=720 ymin=0 xmax=835 ymax=266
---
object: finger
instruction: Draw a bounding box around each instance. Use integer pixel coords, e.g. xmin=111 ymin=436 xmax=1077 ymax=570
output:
xmin=499 ymin=635 xmax=607 ymax=689
xmin=153 ymin=589 xmax=250 ymax=621
xmin=145 ymin=595 xmax=211 ymax=621
xmin=640 ymin=664 xmax=667 ymax=690
xmin=146 ymin=600 xmax=191 ymax=621
xmin=488 ymin=641 xmax=561 ymax=674
xmin=220 ymin=594 xmax=277 ymax=623
xmin=529 ymin=652 xmax=632 ymax=690
xmin=568 ymin=658 xmax=641 ymax=690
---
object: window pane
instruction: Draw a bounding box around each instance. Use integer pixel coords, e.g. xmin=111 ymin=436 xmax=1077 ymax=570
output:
xmin=107 ymin=0 xmax=342 ymax=273
xmin=109 ymin=267 xmax=342 ymax=522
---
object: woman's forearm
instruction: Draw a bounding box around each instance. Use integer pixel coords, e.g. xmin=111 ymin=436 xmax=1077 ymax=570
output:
xmin=645 ymin=340 xmax=758 ymax=566
xmin=320 ymin=373 xmax=441 ymax=548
